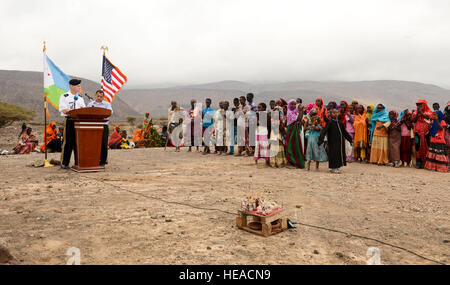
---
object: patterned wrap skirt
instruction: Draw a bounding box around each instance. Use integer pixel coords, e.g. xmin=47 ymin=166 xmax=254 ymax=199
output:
xmin=424 ymin=142 xmax=449 ymax=172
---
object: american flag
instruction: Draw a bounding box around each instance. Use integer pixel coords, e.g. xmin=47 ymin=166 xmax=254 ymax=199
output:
xmin=101 ymin=55 xmax=127 ymax=102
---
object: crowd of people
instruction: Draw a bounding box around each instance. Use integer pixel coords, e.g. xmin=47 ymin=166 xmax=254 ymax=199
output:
xmin=9 ymin=91 xmax=449 ymax=174
xmin=163 ymin=94 xmax=450 ymax=173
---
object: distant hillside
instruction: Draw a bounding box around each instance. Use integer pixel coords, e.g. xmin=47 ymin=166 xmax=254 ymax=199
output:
xmin=2 ymin=70 xmax=448 ymax=121
xmin=121 ymin=80 xmax=450 ymax=118
xmin=0 ymin=70 xmax=141 ymax=122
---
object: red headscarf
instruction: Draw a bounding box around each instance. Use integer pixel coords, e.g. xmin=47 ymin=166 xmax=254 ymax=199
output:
xmin=314 ymin=97 xmax=328 ymax=127
xmin=108 ymin=126 xmax=122 ymax=147
xmin=413 ymin=99 xmax=433 ymax=119
xmin=40 ymin=122 xmax=57 ymax=152
xmin=338 ymin=100 xmax=349 ymax=125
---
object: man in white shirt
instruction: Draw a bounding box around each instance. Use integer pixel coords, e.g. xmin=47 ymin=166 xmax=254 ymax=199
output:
xmin=59 ymin=79 xmax=86 ymax=169
xmin=167 ymin=101 xmax=184 ymax=152
xmin=87 ymin=90 xmax=113 ymax=166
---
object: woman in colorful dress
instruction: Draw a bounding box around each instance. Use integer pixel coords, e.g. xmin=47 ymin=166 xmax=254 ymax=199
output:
xmin=412 ymin=99 xmax=433 ymax=168
xmin=353 ymin=104 xmax=368 ymax=163
xmin=108 ymin=126 xmax=123 ymax=149
xmin=269 ymin=99 xmax=287 ymax=167
xmin=399 ymin=109 xmax=414 ymax=167
xmin=285 ymin=99 xmax=306 ymax=169
xmin=424 ymin=111 xmax=449 ymax=172
xmin=388 ymin=110 xmax=402 ymax=167
xmin=40 ymin=121 xmax=61 ymax=153
xmin=444 ymin=102 xmax=450 ymax=155
xmin=133 ymin=124 xmax=146 ymax=148
xmin=254 ymin=103 xmax=271 ymax=166
xmin=13 ymin=127 xmax=38 ymax=154
xmin=338 ymin=100 xmax=349 ymax=126
xmin=345 ymin=104 xmax=356 ymax=162
xmin=369 ymin=104 xmax=391 ymax=165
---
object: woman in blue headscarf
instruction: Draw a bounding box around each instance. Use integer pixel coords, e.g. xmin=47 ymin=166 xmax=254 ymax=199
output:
xmin=369 ymin=104 xmax=391 ymax=165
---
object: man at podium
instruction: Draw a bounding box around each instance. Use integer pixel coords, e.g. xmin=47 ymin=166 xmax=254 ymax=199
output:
xmin=87 ymin=90 xmax=113 ymax=166
xmin=59 ymin=79 xmax=86 ymax=169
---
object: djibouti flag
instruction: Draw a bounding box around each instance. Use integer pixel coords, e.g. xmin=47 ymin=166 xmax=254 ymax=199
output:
xmin=43 ymin=51 xmax=70 ymax=110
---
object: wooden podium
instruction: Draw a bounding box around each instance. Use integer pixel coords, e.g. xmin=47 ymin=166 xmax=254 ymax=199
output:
xmin=67 ymin=107 xmax=112 ymax=172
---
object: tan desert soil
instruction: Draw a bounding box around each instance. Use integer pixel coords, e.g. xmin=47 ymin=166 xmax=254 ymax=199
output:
xmin=0 ymin=125 xmax=449 ymax=265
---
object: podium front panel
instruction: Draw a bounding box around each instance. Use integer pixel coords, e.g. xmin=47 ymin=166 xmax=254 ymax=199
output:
xmin=73 ymin=121 xmax=105 ymax=172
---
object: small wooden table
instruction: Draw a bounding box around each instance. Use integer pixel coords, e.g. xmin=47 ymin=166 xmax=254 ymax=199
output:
xmin=236 ymin=208 xmax=287 ymax=237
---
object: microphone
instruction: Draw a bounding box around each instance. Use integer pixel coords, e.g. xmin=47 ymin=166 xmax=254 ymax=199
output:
xmin=84 ymin=93 xmax=94 ymax=101
xmin=72 ymin=94 xmax=78 ymax=110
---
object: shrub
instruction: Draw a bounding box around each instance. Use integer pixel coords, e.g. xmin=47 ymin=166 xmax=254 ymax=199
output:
xmin=126 ymin=116 xmax=137 ymax=126
xmin=0 ymin=102 xmax=36 ymax=128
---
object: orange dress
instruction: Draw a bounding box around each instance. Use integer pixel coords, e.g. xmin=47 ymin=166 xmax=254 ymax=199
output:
xmin=133 ymin=129 xmax=145 ymax=148
xmin=40 ymin=122 xmax=58 ymax=152
xmin=353 ymin=112 xmax=367 ymax=158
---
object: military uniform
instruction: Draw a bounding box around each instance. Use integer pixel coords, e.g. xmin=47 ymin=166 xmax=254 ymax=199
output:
xmin=59 ymin=80 xmax=86 ymax=168
xmin=87 ymin=100 xmax=113 ymax=165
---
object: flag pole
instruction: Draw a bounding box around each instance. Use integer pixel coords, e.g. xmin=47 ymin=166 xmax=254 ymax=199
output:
xmin=43 ymin=41 xmax=53 ymax=167
xmin=100 ymin=45 xmax=108 ymax=56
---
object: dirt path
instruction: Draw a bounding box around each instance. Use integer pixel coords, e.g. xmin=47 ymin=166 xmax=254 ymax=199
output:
xmin=0 ymin=145 xmax=449 ymax=265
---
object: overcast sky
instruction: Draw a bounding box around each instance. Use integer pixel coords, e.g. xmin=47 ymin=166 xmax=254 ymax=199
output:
xmin=1 ymin=0 xmax=450 ymax=88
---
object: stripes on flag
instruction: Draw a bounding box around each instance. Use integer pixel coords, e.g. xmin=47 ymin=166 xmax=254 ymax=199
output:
xmin=101 ymin=55 xmax=127 ymax=102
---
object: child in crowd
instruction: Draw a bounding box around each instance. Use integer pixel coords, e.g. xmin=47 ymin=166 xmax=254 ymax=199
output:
xmin=254 ymin=103 xmax=270 ymax=166
xmin=304 ymin=109 xmax=328 ymax=171
xmin=319 ymin=109 xmax=353 ymax=173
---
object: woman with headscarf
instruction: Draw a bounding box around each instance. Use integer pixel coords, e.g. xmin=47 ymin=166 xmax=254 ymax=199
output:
xmin=365 ymin=104 xmax=375 ymax=159
xmin=254 ymin=103 xmax=271 ymax=165
xmin=369 ymin=104 xmax=391 ymax=165
xmin=108 ymin=126 xmax=123 ymax=149
xmin=345 ymin=104 xmax=356 ymax=162
xmin=306 ymin=103 xmax=314 ymax=115
xmin=269 ymin=98 xmax=287 ymax=167
xmin=13 ymin=127 xmax=38 ymax=154
xmin=399 ymin=109 xmax=414 ymax=166
xmin=424 ymin=111 xmax=449 ymax=172
xmin=366 ymin=105 xmax=375 ymax=120
xmin=17 ymin=123 xmax=27 ymax=143
xmin=40 ymin=121 xmax=61 ymax=152
xmin=388 ymin=110 xmax=402 ymax=167
xmin=314 ymin=97 xmax=328 ymax=128
xmin=338 ymin=101 xmax=349 ymax=126
xmin=351 ymin=100 xmax=359 ymax=114
xmin=142 ymin=112 xmax=153 ymax=137
xmin=133 ymin=124 xmax=146 ymax=148
xmin=353 ymin=104 xmax=368 ymax=162
xmin=285 ymin=99 xmax=306 ymax=168
xmin=412 ymin=99 xmax=433 ymax=168
xmin=445 ymin=101 xmax=450 ymax=154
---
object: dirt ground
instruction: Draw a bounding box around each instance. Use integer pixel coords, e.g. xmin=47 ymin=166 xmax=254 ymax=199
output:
xmin=0 ymin=124 xmax=449 ymax=265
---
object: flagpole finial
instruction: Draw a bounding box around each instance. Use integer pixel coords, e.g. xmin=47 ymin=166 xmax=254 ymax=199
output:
xmin=43 ymin=41 xmax=46 ymax=52
xmin=100 ymin=45 xmax=108 ymax=56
